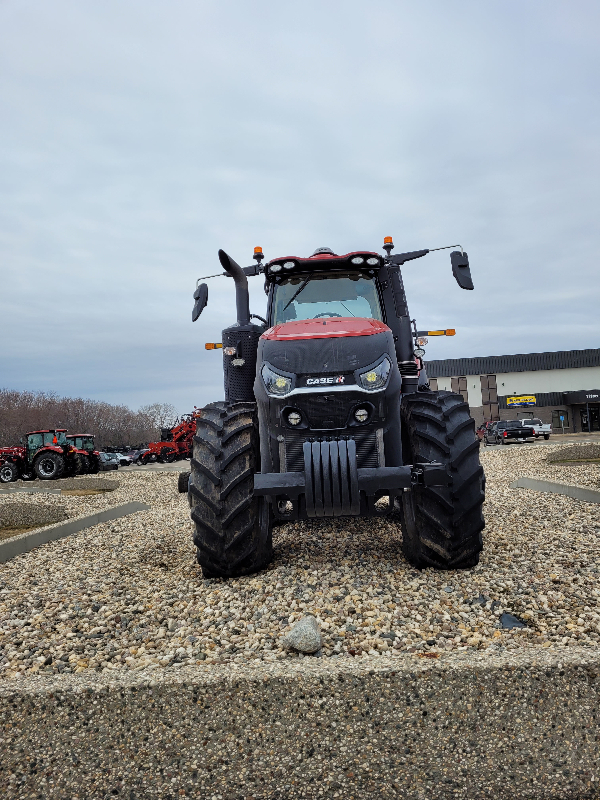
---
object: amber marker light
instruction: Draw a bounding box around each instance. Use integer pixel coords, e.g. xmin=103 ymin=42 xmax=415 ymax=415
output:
xmin=205 ymin=343 xmax=223 ymax=350
xmin=384 ymin=236 xmax=393 ymax=245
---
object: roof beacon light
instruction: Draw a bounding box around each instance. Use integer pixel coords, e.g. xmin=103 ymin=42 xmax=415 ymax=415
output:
xmin=254 ymin=246 xmax=263 ymax=255
xmin=383 ymin=236 xmax=394 ymax=255
xmin=205 ymin=343 xmax=223 ymax=350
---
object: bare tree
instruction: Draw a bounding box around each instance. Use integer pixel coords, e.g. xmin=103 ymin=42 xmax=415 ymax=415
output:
xmin=0 ymin=389 xmax=174 ymax=450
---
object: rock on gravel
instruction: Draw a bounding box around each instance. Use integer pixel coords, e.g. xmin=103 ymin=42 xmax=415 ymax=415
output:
xmin=0 ymin=446 xmax=599 ymax=681
xmin=282 ymin=615 xmax=322 ymax=653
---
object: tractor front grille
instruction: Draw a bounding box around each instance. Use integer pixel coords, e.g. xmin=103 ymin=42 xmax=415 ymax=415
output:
xmin=294 ymin=392 xmax=369 ymax=430
xmin=284 ymin=429 xmax=380 ymax=473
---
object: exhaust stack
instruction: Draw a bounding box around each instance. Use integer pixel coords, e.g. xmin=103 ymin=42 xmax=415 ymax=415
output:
xmin=218 ymin=249 xmax=250 ymax=326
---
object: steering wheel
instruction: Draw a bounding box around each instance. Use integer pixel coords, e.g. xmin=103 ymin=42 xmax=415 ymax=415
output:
xmin=314 ymin=312 xmax=342 ymax=318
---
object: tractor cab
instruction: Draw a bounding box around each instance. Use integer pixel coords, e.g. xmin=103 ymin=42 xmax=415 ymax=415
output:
xmin=265 ymin=251 xmax=383 ymax=321
xmin=26 ymin=429 xmax=68 ymax=458
xmin=66 ymin=434 xmax=96 ymax=453
xmin=66 ymin=434 xmax=100 ymax=475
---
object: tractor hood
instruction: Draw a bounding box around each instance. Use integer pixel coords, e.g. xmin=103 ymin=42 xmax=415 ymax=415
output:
xmin=261 ymin=317 xmax=388 ymax=341
xmin=256 ymin=317 xmax=396 ymax=378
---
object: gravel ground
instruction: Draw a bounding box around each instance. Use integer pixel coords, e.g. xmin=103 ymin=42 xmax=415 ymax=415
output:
xmin=0 ymin=444 xmax=599 ymax=680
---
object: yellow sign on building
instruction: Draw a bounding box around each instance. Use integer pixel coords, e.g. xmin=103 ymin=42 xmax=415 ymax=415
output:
xmin=506 ymin=395 xmax=536 ymax=407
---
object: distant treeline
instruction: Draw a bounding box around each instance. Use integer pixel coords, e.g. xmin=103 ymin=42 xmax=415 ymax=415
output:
xmin=0 ymin=390 xmax=178 ymax=450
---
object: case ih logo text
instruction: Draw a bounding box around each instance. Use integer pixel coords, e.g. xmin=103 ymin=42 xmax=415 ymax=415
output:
xmin=306 ymin=376 xmax=346 ymax=385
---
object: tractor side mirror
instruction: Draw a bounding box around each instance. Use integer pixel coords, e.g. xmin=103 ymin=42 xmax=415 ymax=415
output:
xmin=451 ymin=251 xmax=473 ymax=290
xmin=192 ymin=283 xmax=208 ymax=321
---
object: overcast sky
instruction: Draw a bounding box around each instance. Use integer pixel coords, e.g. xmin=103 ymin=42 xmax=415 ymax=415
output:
xmin=1 ymin=0 xmax=599 ymax=413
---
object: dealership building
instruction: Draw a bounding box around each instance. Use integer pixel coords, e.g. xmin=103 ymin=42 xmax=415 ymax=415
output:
xmin=425 ymin=348 xmax=600 ymax=433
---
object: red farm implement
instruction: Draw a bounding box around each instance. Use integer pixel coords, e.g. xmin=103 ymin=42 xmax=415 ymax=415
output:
xmin=139 ymin=411 xmax=200 ymax=465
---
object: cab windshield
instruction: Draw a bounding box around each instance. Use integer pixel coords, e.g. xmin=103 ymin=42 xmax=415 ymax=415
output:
xmin=272 ymin=272 xmax=383 ymax=325
xmin=43 ymin=431 xmax=67 ymax=446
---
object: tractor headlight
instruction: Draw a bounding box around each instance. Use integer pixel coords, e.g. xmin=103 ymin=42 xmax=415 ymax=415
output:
xmin=262 ymin=365 xmax=292 ymax=396
xmin=269 ymin=264 xmax=282 ymax=274
xmin=357 ymin=358 xmax=391 ymax=391
xmin=351 ymin=256 xmax=364 ymax=264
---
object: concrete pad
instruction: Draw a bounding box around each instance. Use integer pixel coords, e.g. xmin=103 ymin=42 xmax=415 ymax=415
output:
xmin=0 ymin=501 xmax=150 ymax=563
xmin=0 ymin=485 xmax=62 ymax=495
xmin=0 ymin=646 xmax=598 ymax=799
xmin=510 ymin=476 xmax=600 ymax=503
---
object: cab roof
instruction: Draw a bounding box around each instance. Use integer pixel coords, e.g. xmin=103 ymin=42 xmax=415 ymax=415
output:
xmin=264 ymin=251 xmax=383 ymax=280
xmin=28 ymin=429 xmax=67 ymax=434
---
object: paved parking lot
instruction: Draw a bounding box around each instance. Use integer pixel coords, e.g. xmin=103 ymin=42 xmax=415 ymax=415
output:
xmin=483 ymin=431 xmax=600 ymax=450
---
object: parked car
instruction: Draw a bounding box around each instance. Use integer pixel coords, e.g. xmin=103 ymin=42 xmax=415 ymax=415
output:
xmin=484 ymin=420 xmax=536 ymax=445
xmin=131 ymin=449 xmax=149 ymax=465
xmin=98 ymin=452 xmax=119 ymax=471
xmin=117 ymin=454 xmax=133 ymax=466
xmin=518 ymin=417 xmax=551 ymax=440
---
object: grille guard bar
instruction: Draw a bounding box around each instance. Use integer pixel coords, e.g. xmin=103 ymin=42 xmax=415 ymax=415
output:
xmin=255 ymin=444 xmax=448 ymax=522
xmin=253 ymin=462 xmax=449 ymax=497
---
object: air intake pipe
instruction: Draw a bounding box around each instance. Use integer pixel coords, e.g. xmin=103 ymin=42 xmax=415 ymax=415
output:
xmin=218 ymin=249 xmax=250 ymax=326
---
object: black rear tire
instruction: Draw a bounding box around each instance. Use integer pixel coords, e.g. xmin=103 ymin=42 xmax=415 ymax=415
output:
xmin=77 ymin=455 xmax=90 ymax=475
xmin=544 ymin=434 xmax=550 ymax=440
xmin=33 ymin=452 xmax=65 ymax=480
xmin=178 ymin=471 xmax=190 ymax=493
xmin=0 ymin=462 xmax=18 ymax=483
xmin=189 ymin=402 xmax=273 ymax=578
xmin=399 ymin=390 xmax=485 ymax=569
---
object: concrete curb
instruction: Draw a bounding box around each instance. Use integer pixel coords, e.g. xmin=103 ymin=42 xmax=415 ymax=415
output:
xmin=0 ymin=485 xmax=62 ymax=495
xmin=510 ymin=476 xmax=600 ymax=503
xmin=0 ymin=646 xmax=598 ymax=799
xmin=0 ymin=501 xmax=150 ymax=563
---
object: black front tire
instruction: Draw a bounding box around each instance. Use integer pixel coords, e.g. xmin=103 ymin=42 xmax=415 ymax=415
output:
xmin=189 ymin=402 xmax=273 ymax=578
xmin=0 ymin=462 xmax=19 ymax=483
xmin=178 ymin=471 xmax=190 ymax=493
xmin=33 ymin=452 xmax=65 ymax=480
xmin=399 ymin=390 xmax=485 ymax=570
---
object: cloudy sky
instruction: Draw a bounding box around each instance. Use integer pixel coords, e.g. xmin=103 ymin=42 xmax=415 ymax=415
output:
xmin=1 ymin=0 xmax=599 ymax=413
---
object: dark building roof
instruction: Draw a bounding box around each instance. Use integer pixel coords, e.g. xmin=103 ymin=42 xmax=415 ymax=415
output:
xmin=425 ymin=348 xmax=600 ymax=378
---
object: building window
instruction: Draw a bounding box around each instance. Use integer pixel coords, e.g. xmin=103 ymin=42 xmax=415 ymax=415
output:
xmin=451 ymin=376 xmax=468 ymax=403
xmin=552 ymin=410 xmax=569 ymax=429
xmin=480 ymin=374 xmax=499 ymax=421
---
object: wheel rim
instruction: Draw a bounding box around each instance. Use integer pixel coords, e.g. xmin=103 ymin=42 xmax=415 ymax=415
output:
xmin=38 ymin=458 xmax=56 ymax=476
xmin=0 ymin=465 xmax=14 ymax=482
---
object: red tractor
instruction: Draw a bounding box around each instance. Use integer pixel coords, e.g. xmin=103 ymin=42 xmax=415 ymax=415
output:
xmin=0 ymin=429 xmax=82 ymax=482
xmin=66 ymin=434 xmax=101 ymax=474
xmin=139 ymin=412 xmax=200 ymax=465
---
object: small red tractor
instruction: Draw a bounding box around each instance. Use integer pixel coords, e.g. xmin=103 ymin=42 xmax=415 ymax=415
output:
xmin=66 ymin=434 xmax=101 ymax=474
xmin=139 ymin=412 xmax=200 ymax=465
xmin=0 ymin=429 xmax=83 ymax=482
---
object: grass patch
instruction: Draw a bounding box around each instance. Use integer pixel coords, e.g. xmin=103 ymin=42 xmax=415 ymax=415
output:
xmin=549 ymin=458 xmax=600 ymax=465
xmin=0 ymin=525 xmax=41 ymax=540
xmin=61 ymin=489 xmax=106 ymax=496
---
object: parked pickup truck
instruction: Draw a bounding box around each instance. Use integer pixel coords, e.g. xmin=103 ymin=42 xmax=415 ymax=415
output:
xmin=519 ymin=417 xmax=551 ymax=440
xmin=484 ymin=420 xmax=536 ymax=445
